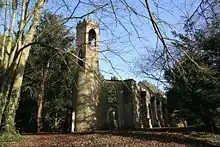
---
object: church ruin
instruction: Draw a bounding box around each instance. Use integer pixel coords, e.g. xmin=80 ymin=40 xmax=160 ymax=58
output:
xmin=72 ymin=19 xmax=169 ymax=132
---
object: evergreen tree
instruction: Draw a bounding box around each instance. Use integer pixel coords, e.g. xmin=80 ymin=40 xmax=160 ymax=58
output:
xmin=165 ymin=22 xmax=220 ymax=132
xmin=16 ymin=12 xmax=77 ymax=133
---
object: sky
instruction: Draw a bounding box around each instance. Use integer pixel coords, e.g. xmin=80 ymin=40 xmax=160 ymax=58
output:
xmin=0 ymin=0 xmax=201 ymax=90
xmin=85 ymin=0 xmax=201 ymax=89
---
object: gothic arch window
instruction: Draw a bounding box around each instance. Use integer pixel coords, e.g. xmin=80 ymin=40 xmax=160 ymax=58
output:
xmin=78 ymin=49 xmax=84 ymax=67
xmin=88 ymin=29 xmax=96 ymax=46
xmin=107 ymin=107 xmax=118 ymax=129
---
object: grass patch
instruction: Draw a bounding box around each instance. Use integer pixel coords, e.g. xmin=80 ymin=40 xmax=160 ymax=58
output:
xmin=189 ymin=131 xmax=220 ymax=145
xmin=0 ymin=132 xmax=23 ymax=146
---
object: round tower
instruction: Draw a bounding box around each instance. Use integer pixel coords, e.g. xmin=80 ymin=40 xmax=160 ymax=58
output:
xmin=74 ymin=19 xmax=100 ymax=132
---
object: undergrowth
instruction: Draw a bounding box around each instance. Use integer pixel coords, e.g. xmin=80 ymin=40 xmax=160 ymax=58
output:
xmin=190 ymin=131 xmax=220 ymax=145
xmin=0 ymin=132 xmax=23 ymax=147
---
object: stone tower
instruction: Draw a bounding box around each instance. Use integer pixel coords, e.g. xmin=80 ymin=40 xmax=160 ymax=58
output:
xmin=75 ymin=19 xmax=100 ymax=132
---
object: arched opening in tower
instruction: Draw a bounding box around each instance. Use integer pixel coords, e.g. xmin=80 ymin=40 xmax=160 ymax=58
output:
xmin=78 ymin=49 xmax=84 ymax=67
xmin=88 ymin=29 xmax=96 ymax=46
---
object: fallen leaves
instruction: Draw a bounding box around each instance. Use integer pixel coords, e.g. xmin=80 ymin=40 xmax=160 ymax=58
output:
xmin=10 ymin=131 xmax=219 ymax=147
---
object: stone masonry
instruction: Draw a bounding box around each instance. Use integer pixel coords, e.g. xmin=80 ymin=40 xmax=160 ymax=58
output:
xmin=72 ymin=19 xmax=169 ymax=132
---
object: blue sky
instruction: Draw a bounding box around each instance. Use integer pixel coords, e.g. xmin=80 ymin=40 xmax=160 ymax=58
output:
xmin=1 ymin=0 xmax=201 ymax=90
xmin=87 ymin=0 xmax=201 ymax=89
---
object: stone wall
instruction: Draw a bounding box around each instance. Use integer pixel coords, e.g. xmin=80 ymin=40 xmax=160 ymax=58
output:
xmin=74 ymin=19 xmax=100 ymax=132
xmin=73 ymin=19 xmax=169 ymax=132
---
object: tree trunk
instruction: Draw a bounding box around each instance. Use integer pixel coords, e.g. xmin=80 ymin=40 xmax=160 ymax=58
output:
xmin=37 ymin=70 xmax=45 ymax=133
xmin=0 ymin=0 xmax=18 ymax=126
xmin=3 ymin=0 xmax=46 ymax=133
xmin=1 ymin=0 xmax=9 ymax=65
xmin=0 ymin=94 xmax=7 ymax=125
xmin=3 ymin=88 xmax=20 ymax=133
xmin=0 ymin=0 xmax=9 ymax=125
xmin=201 ymin=113 xmax=217 ymax=133
xmin=7 ymin=0 xmax=18 ymax=68
xmin=37 ymin=87 xmax=43 ymax=133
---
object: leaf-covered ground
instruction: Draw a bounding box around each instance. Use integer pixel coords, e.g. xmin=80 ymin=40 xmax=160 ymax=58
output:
xmin=9 ymin=131 xmax=220 ymax=147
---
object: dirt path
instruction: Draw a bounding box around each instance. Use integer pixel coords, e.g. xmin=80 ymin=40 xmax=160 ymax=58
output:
xmin=10 ymin=132 xmax=218 ymax=147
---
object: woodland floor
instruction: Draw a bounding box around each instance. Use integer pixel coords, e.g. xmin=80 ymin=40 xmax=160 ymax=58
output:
xmin=6 ymin=131 xmax=220 ymax=147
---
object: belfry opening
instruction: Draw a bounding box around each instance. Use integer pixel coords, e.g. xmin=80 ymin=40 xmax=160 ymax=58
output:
xmin=88 ymin=29 xmax=96 ymax=46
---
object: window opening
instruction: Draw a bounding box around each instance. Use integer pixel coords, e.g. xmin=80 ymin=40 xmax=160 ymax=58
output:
xmin=78 ymin=49 xmax=84 ymax=67
xmin=88 ymin=29 xmax=96 ymax=46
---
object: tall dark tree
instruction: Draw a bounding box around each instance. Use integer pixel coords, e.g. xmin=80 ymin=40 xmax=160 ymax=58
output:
xmin=165 ymin=22 xmax=220 ymax=131
xmin=16 ymin=12 xmax=77 ymax=133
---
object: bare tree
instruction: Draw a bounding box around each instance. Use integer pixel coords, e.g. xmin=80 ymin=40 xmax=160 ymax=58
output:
xmin=1 ymin=0 xmax=216 ymax=133
xmin=0 ymin=0 xmax=48 ymax=133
